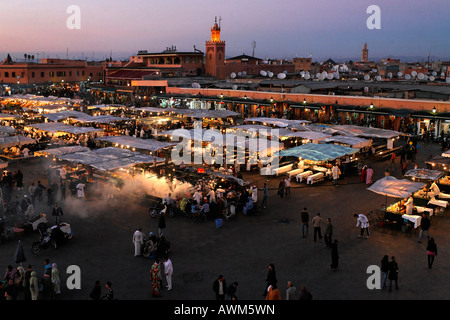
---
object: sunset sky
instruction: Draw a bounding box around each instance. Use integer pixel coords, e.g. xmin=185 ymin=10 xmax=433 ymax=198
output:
xmin=1 ymin=0 xmax=449 ymax=61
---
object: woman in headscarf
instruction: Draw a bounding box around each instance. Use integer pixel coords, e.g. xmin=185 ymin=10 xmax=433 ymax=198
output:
xmin=365 ymin=166 xmax=374 ymax=185
xmin=29 ymin=271 xmax=39 ymax=300
xmin=51 ymin=263 xmax=61 ymax=295
xmin=150 ymin=258 xmax=162 ymax=297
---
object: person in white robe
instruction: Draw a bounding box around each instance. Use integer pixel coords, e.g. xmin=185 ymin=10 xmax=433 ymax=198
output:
xmin=163 ymin=257 xmax=173 ymax=291
xmin=405 ymin=196 xmax=414 ymax=215
xmin=132 ymin=228 xmax=144 ymax=257
xmin=76 ymin=182 xmax=85 ymax=198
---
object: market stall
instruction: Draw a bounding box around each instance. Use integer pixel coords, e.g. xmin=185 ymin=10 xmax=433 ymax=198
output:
xmin=95 ymin=135 xmax=177 ymax=155
xmin=368 ymin=176 xmax=430 ymax=229
xmin=321 ymin=136 xmax=372 ymax=149
xmin=274 ymin=143 xmax=358 ymax=181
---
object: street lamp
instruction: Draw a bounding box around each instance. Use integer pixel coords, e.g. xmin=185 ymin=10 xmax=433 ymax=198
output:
xmin=270 ymin=97 xmax=274 ymax=103
xmin=369 ymin=102 xmax=374 ymax=110
xmin=432 ymin=106 xmax=437 ymax=114
xmin=244 ymin=95 xmax=247 ymax=100
xmin=303 ymin=98 xmax=307 ymax=105
xmin=220 ymin=93 xmax=224 ymax=99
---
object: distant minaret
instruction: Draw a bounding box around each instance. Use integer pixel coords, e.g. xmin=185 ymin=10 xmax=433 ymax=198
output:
xmin=361 ymin=43 xmax=369 ymax=62
xmin=205 ymin=17 xmax=226 ymax=79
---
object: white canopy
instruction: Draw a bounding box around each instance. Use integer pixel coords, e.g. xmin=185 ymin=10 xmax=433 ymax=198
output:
xmin=0 ymin=135 xmax=36 ymax=148
xmin=96 ymin=135 xmax=177 ymax=152
xmin=27 ymin=123 xmax=103 ymax=135
xmin=245 ymin=117 xmax=309 ymax=127
xmin=367 ymin=176 xmax=426 ymax=199
xmin=55 ymin=147 xmax=165 ymax=172
xmin=43 ymin=111 xmax=129 ymax=123
xmin=321 ymin=136 xmax=372 ymax=149
xmin=404 ymin=169 xmax=444 ymax=181
xmin=323 ymin=125 xmax=402 ymax=139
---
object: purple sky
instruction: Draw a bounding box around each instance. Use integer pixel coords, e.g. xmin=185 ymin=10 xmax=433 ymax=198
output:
xmin=1 ymin=0 xmax=449 ymax=61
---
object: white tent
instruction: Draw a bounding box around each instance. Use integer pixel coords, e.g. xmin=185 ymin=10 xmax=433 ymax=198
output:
xmin=321 ymin=136 xmax=372 ymax=149
xmin=96 ymin=135 xmax=177 ymax=152
xmin=27 ymin=123 xmax=103 ymax=135
xmin=0 ymin=135 xmax=36 ymax=148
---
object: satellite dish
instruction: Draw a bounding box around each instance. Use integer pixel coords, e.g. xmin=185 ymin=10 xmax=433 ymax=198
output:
xmin=429 ymin=76 xmax=435 ymax=81
xmin=333 ymin=73 xmax=340 ymax=79
xmin=327 ymin=74 xmax=333 ymax=80
xmin=316 ymin=73 xmax=321 ymax=79
xmin=283 ymin=70 xmax=288 ymax=74
xmin=242 ymin=71 xmax=247 ymax=76
xmin=441 ymin=72 xmax=445 ymax=77
xmin=237 ymin=72 xmax=242 ymax=77
xmin=376 ymin=76 xmax=382 ymax=81
xmin=230 ymin=72 xmax=236 ymax=79
xmin=417 ymin=73 xmax=425 ymax=80
xmin=432 ymin=71 xmax=437 ymax=77
xmin=423 ymin=75 xmax=428 ymax=81
xmin=397 ymin=72 xmax=403 ymax=77
xmin=387 ymin=72 xmax=393 ymax=79
xmin=364 ymin=74 xmax=370 ymax=81
xmin=232 ymin=85 xmax=238 ymax=90
xmin=304 ymin=73 xmax=311 ymax=80
xmin=192 ymin=82 xmax=201 ymax=89
xmin=268 ymin=71 xmax=274 ymax=77
xmin=277 ymin=73 xmax=286 ymax=79
xmin=411 ymin=71 xmax=417 ymax=77
xmin=405 ymin=74 xmax=411 ymax=80
xmin=300 ymin=71 xmax=305 ymax=77
xmin=322 ymin=71 xmax=328 ymax=77
xmin=260 ymin=70 xmax=267 ymax=76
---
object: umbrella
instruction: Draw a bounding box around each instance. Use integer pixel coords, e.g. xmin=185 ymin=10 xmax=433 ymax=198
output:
xmin=14 ymin=240 xmax=26 ymax=266
xmin=368 ymin=176 xmax=426 ymax=209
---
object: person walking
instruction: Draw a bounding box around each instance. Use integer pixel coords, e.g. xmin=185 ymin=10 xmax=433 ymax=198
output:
xmin=163 ymin=256 xmax=173 ymax=291
xmin=263 ymin=263 xmax=277 ymax=297
xmin=29 ymin=271 xmax=39 ymax=301
xmin=426 ymin=237 xmax=438 ymax=269
xmin=354 ymin=213 xmax=370 ymax=238
xmin=76 ymin=181 xmax=85 ymax=199
xmin=226 ymin=281 xmax=238 ymax=300
xmin=213 ymin=275 xmax=227 ymax=300
xmin=261 ymin=183 xmax=268 ymax=208
xmin=29 ymin=182 xmax=37 ymax=206
xmin=284 ymin=176 xmax=291 ymax=196
xmin=52 ymin=202 xmax=63 ymax=225
xmin=150 ymin=259 xmax=162 ymax=297
xmin=132 ymin=228 xmax=145 ymax=257
xmin=298 ymin=285 xmax=313 ymax=300
xmin=278 ymin=179 xmax=284 ymax=198
xmin=301 ymin=207 xmax=309 ymax=238
xmin=265 ymin=284 xmax=282 ymax=300
xmin=324 ymin=218 xmax=333 ymax=248
xmin=158 ymin=209 xmax=166 ymax=238
xmin=330 ymin=240 xmax=339 ymax=271
xmin=365 ymin=166 xmax=374 ymax=185
xmin=101 ymin=282 xmax=114 ymax=300
xmin=381 ymin=255 xmax=389 ymax=290
xmin=311 ymin=213 xmax=323 ymax=243
xmin=332 ymin=163 xmax=340 ymax=186
xmin=51 ymin=263 xmax=61 ymax=296
xmin=389 ymin=152 xmax=397 ymax=170
xmin=418 ymin=213 xmax=431 ymax=243
xmin=285 ymin=281 xmax=297 ymax=300
xmin=89 ymin=280 xmax=102 ymax=300
xmin=24 ymin=265 xmax=33 ymax=301
xmin=388 ymin=256 xmax=399 ymax=292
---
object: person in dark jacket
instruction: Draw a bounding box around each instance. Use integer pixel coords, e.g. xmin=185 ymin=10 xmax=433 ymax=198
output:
xmin=330 ymin=240 xmax=339 ymax=271
xmin=301 ymin=208 xmax=309 ymax=238
xmin=212 ymin=275 xmax=227 ymax=300
xmin=418 ymin=213 xmax=431 ymax=243
xmin=226 ymin=281 xmax=238 ymax=300
xmin=52 ymin=202 xmax=64 ymax=225
xmin=426 ymin=238 xmax=438 ymax=269
xmin=89 ymin=280 xmax=102 ymax=300
xmin=324 ymin=218 xmax=333 ymax=248
xmin=298 ymin=285 xmax=312 ymax=300
xmin=381 ymin=255 xmax=390 ymax=289
xmin=23 ymin=265 xmax=33 ymax=301
xmin=388 ymin=256 xmax=399 ymax=292
xmin=263 ymin=264 xmax=277 ymax=297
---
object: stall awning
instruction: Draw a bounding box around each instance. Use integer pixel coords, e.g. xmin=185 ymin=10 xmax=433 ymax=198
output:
xmin=26 ymin=123 xmax=103 ymax=135
xmin=96 ymin=135 xmax=177 ymax=152
xmin=404 ymin=169 xmax=444 ymax=181
xmin=278 ymin=143 xmax=357 ymax=161
xmin=43 ymin=111 xmax=129 ymax=123
xmin=0 ymin=135 xmax=36 ymax=148
xmin=321 ymin=136 xmax=372 ymax=149
xmin=55 ymin=147 xmax=165 ymax=171
xmin=245 ymin=117 xmax=310 ymax=127
xmin=35 ymin=146 xmax=90 ymax=157
xmin=367 ymin=176 xmax=426 ymax=199
xmin=323 ymin=125 xmax=403 ymax=139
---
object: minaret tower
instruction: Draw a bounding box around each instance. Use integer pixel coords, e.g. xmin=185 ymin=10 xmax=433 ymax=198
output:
xmin=361 ymin=43 xmax=369 ymax=62
xmin=205 ymin=17 xmax=226 ymax=78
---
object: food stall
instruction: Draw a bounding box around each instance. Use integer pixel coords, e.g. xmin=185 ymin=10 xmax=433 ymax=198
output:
xmin=368 ymin=176 xmax=430 ymax=230
xmin=276 ymin=143 xmax=358 ymax=183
